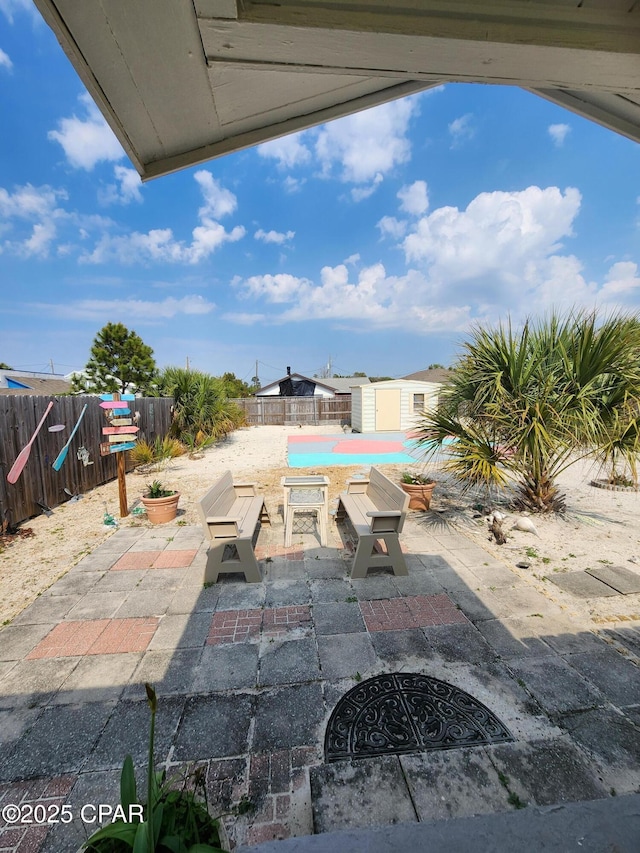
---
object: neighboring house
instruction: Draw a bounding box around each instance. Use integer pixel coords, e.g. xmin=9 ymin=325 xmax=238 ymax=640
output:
xmin=256 ymin=369 xmax=369 ymax=398
xmin=351 ymin=378 xmax=443 ymax=433
xmin=402 ymin=367 xmax=453 ymax=385
xmin=0 ymin=369 xmax=72 ymax=396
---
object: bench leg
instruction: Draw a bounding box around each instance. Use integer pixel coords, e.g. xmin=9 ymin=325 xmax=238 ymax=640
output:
xmin=351 ymin=533 xmax=408 ymax=579
xmin=203 ymin=539 xmax=262 ymax=583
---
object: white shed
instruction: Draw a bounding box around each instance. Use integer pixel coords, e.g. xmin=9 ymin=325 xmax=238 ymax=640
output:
xmin=351 ymin=379 xmax=442 ymax=433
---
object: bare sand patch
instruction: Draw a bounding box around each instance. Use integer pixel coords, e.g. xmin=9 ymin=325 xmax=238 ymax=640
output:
xmin=1 ymin=425 xmax=639 ymax=628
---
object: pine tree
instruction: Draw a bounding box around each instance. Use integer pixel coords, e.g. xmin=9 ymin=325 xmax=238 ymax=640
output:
xmin=73 ymin=323 xmax=157 ymax=394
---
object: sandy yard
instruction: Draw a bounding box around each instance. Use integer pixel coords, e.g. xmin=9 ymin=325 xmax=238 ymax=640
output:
xmin=1 ymin=424 xmax=639 ymax=629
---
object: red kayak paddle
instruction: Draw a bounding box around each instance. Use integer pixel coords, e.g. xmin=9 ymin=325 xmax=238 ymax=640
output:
xmin=6 ymin=401 xmax=54 ymax=484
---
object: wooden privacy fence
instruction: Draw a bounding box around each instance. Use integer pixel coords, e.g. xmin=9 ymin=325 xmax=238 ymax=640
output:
xmin=232 ymin=396 xmax=351 ymax=426
xmin=0 ymin=395 xmax=173 ymax=527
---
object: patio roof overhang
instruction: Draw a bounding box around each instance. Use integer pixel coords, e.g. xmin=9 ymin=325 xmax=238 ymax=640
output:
xmin=33 ymin=0 xmax=640 ymax=181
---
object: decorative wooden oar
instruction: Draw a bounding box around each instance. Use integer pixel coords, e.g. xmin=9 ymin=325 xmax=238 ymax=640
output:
xmin=6 ymin=401 xmax=54 ymax=484
xmin=52 ymin=404 xmax=88 ymax=472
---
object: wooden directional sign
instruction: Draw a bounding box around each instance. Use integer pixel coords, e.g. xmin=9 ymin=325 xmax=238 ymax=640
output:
xmin=110 ymin=441 xmax=136 ymax=453
xmin=99 ymin=401 xmax=130 ymax=410
xmin=100 ymin=440 xmax=136 ymax=455
xmin=100 ymin=393 xmax=135 ymax=401
xmin=102 ymin=426 xmax=139 ymax=435
xmin=111 ymin=418 xmax=133 ymax=426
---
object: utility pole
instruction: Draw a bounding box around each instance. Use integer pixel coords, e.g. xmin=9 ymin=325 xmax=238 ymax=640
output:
xmin=186 ymin=356 xmax=190 ymax=370
xmin=49 ymin=359 xmax=54 ymax=374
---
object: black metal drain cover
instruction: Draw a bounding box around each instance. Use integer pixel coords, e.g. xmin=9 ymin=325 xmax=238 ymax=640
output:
xmin=325 ymin=672 xmax=512 ymax=762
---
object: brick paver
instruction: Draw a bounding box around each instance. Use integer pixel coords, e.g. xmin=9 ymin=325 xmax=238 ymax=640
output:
xmin=150 ymin=549 xmax=198 ymax=569
xmin=0 ymin=775 xmax=75 ymax=853
xmin=206 ymin=610 xmax=263 ymax=645
xmin=360 ymin=594 xmax=467 ymax=631
xmin=111 ymin=550 xmax=162 ymax=570
xmin=262 ymin=606 xmax=312 ymax=638
xmin=26 ymin=618 xmax=159 ymax=658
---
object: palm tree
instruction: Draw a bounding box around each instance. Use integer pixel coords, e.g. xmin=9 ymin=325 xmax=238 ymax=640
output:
xmin=415 ymin=310 xmax=640 ymax=513
xmin=156 ymin=367 xmax=245 ymax=440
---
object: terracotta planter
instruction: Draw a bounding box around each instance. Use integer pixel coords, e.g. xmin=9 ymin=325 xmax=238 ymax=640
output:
xmin=400 ymin=481 xmax=436 ymax=511
xmin=141 ymin=492 xmax=180 ymax=523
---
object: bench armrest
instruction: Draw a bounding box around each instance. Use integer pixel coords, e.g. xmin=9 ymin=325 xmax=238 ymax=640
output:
xmin=366 ymin=509 xmax=402 ymax=534
xmin=233 ymin=483 xmax=256 ymax=497
xmin=346 ymin=478 xmax=369 ymax=494
xmin=204 ymin=516 xmax=241 ymax=539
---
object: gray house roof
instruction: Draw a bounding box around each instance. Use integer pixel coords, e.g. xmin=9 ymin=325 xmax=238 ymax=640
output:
xmin=0 ymin=376 xmax=72 ymax=396
xmin=256 ymin=373 xmax=368 ymax=396
xmin=326 ymin=377 xmax=370 ymax=393
xmin=32 ymin=1 xmax=640 ymax=181
xmin=402 ymin=368 xmax=453 ymax=384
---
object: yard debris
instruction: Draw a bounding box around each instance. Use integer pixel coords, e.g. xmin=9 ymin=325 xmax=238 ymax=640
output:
xmin=488 ymin=515 xmax=507 ymax=545
xmin=0 ymin=526 xmax=35 ymax=548
xmin=512 ymin=516 xmax=540 ymax=536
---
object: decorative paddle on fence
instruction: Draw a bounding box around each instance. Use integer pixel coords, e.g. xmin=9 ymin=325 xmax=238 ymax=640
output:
xmin=6 ymin=401 xmax=55 ymax=484
xmin=52 ymin=404 xmax=88 ymax=472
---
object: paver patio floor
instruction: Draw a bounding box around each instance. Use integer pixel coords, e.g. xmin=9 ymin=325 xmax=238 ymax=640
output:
xmin=1 ymin=513 xmax=639 ymax=852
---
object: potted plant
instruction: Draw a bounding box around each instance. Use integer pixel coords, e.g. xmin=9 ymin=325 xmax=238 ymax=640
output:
xmin=141 ymin=480 xmax=180 ymax=524
xmin=82 ymin=684 xmax=228 ymax=852
xmin=400 ymin=471 xmax=436 ymax=511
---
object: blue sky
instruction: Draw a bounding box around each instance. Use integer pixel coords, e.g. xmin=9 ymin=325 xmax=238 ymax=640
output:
xmin=1 ymin=2 xmax=639 ymax=388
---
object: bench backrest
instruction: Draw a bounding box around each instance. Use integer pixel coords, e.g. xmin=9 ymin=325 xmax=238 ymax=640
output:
xmin=197 ymin=470 xmax=235 ymax=527
xmin=367 ymin=467 xmax=409 ymax=530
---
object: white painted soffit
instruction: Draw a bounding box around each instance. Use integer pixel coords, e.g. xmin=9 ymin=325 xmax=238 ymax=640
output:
xmin=32 ymin=0 xmax=640 ymax=180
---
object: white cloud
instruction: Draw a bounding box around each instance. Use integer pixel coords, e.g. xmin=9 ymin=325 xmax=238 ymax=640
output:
xmin=0 ymin=183 xmax=67 ymax=220
xmin=230 ymin=183 xmax=637 ymax=334
xmin=0 ymin=48 xmax=12 ymax=70
xmin=1 ymin=170 xmax=244 ymax=266
xmin=231 ymin=262 xmax=472 ymax=332
xmin=83 ymin=222 xmax=245 ymax=265
xmin=258 ymin=134 xmax=311 ymax=169
xmin=377 ymin=216 xmax=407 ymax=240
xmin=82 ymin=172 xmax=245 ymax=264
xmin=257 ymin=98 xmax=419 ymax=194
xmin=35 ymin=295 xmax=215 ymax=322
xmin=254 ymin=228 xmax=295 ymax=245
xmin=344 ymin=253 xmax=360 ymax=266
xmin=403 ymin=186 xmax=581 ymax=286
xmin=351 ymin=173 xmax=383 ymax=202
xmin=283 ymin=176 xmax=305 ymax=193
xmin=548 ymin=123 xmax=570 ymax=147
xmin=599 ymin=261 xmax=640 ymax=302
xmin=48 ymin=94 xmax=124 ymax=170
xmin=235 ymin=273 xmax=311 ymax=304
xmin=0 ymin=183 xmax=69 ymax=257
xmin=398 ymin=181 xmax=429 ymax=216
xmin=99 ymin=166 xmax=143 ymax=206
xmin=221 ymin=312 xmax=267 ymax=325
xmin=194 ymin=171 xmax=237 ymax=219
xmin=315 ymin=98 xmax=417 ymax=184
xmin=448 ymin=113 xmax=475 ymax=148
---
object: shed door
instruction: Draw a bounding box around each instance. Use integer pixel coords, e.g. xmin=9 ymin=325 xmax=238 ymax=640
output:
xmin=375 ymin=389 xmax=401 ymax=431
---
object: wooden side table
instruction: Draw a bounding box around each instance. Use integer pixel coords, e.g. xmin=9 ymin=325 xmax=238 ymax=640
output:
xmin=281 ymin=475 xmax=329 ymax=547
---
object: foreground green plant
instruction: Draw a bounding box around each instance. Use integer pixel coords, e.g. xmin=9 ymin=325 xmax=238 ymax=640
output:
xmin=83 ymin=684 xmax=227 ymax=852
xmin=130 ymin=437 xmax=186 ymax=469
xmin=400 ymin=471 xmax=435 ymax=485
xmin=145 ymin=481 xmax=176 ymax=499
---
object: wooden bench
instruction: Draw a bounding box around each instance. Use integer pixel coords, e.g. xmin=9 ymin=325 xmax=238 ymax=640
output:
xmin=197 ymin=471 xmax=270 ymax=583
xmin=335 ymin=467 xmax=409 ymax=578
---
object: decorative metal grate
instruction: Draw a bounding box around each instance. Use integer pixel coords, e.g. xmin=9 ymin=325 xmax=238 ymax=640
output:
xmin=325 ymin=672 xmax=513 ymax=762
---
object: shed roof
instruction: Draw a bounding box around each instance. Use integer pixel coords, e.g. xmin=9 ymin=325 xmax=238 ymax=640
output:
xmin=402 ymin=368 xmax=453 ymax=384
xmin=32 ymin=0 xmax=640 ymax=181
